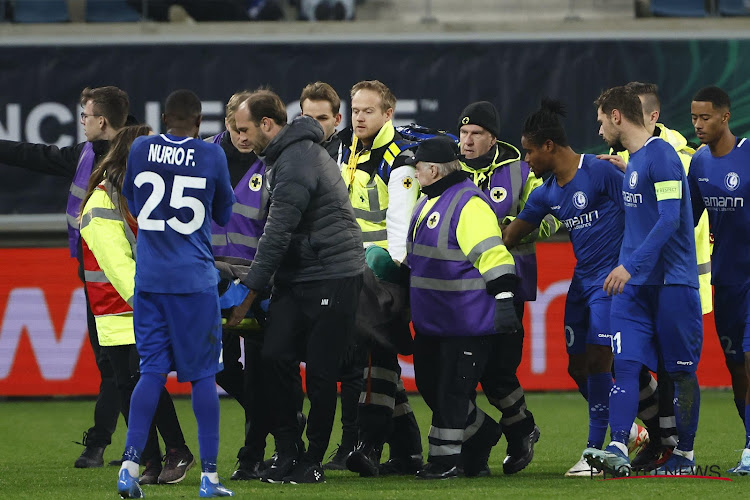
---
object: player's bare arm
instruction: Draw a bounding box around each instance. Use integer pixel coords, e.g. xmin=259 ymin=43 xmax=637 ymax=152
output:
xmin=502 ymin=217 xmax=537 ymax=249
xmin=225 ymin=289 xmax=258 ymax=327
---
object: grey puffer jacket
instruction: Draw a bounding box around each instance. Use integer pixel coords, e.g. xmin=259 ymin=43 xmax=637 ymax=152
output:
xmin=242 ymin=116 xmax=364 ymax=290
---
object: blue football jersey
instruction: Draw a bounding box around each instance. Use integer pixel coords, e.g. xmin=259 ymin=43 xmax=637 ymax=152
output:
xmin=688 ymin=137 xmax=750 ymax=286
xmin=620 ymin=137 xmax=698 ymax=287
xmin=518 ymin=154 xmax=624 ymax=285
xmin=123 ymin=133 xmax=235 ymax=293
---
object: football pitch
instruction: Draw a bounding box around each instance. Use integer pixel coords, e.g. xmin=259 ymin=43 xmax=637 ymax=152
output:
xmin=1 ymin=390 xmax=745 ymax=499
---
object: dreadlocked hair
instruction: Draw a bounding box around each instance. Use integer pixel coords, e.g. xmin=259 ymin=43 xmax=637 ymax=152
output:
xmin=522 ymin=97 xmax=569 ymax=147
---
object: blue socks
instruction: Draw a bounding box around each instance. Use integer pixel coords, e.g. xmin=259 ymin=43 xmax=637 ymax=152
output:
xmin=587 ymin=372 xmax=613 ymax=449
xmin=670 ymin=371 xmax=700 ymax=452
xmin=123 ymin=373 xmax=166 ymax=462
xmin=192 ymin=375 xmax=220 ymax=472
xmin=609 ymin=359 xmax=641 ymax=445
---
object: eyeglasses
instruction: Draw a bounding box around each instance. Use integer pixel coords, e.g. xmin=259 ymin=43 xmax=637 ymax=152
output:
xmin=80 ymin=112 xmax=102 ymax=121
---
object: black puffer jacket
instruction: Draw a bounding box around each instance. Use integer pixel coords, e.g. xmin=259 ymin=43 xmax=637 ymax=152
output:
xmin=242 ymin=116 xmax=364 ymax=290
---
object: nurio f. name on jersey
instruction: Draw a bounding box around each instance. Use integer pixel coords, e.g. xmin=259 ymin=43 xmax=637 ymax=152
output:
xmin=122 ymin=133 xmax=235 ymax=294
xmin=147 ymin=142 xmax=197 ymax=167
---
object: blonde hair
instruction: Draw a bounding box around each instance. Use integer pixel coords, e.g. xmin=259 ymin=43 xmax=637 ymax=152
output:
xmin=225 ymin=90 xmax=252 ymax=129
xmin=350 ymin=80 xmax=396 ymax=112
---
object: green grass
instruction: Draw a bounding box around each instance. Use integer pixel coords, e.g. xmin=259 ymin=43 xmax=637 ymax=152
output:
xmin=0 ymin=390 xmax=745 ymax=499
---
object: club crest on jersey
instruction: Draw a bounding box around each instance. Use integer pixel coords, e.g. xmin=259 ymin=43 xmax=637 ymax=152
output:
xmin=725 ymin=172 xmax=740 ymax=191
xmin=427 ymin=212 xmax=440 ymax=229
xmin=249 ymin=173 xmax=263 ymax=192
xmin=490 ymin=187 xmax=507 ymax=203
xmin=572 ymin=191 xmax=588 ymax=210
xmin=628 ymin=171 xmax=638 ymax=189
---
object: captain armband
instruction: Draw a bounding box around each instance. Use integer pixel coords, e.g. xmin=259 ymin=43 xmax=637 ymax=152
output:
xmin=654 ymin=180 xmax=682 ymax=201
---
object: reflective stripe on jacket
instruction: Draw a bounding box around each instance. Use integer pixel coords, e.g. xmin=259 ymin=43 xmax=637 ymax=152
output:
xmin=408 ymin=178 xmax=515 ymax=337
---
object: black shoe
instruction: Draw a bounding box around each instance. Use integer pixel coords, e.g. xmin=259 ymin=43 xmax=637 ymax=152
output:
xmin=108 ymin=459 xmax=123 ymax=467
xmin=416 ymin=462 xmax=459 ymax=480
xmin=261 ymin=454 xmax=297 ymax=484
xmin=74 ymin=446 xmax=104 ymax=468
xmin=503 ymin=425 xmax=540 ymax=475
xmin=378 ymin=454 xmax=424 ymax=476
xmin=262 ymin=452 xmax=277 ymax=471
xmin=631 ymin=440 xmax=667 ymax=470
xmin=231 ymin=460 xmax=264 ymax=480
xmin=283 ymin=460 xmax=326 ymax=484
xmin=73 ymin=431 xmax=105 ymax=468
xmin=139 ymin=459 xmax=162 ymax=485
xmin=346 ymin=442 xmax=382 ymax=477
xmin=465 ymin=463 xmax=490 ymax=478
xmin=323 ymin=445 xmax=353 ymax=471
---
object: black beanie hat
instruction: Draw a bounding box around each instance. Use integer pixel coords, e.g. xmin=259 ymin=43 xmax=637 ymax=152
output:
xmin=457 ymin=101 xmax=500 ymax=138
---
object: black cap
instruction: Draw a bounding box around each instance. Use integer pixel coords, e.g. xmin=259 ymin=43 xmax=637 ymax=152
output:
xmin=406 ymin=136 xmax=459 ymax=165
xmin=457 ymin=101 xmax=500 ymax=138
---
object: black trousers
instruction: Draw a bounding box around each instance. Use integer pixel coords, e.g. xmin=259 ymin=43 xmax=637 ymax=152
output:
xmin=337 ymin=341 xmax=366 ymax=452
xmin=480 ymin=302 xmax=536 ymax=442
xmin=216 ymin=331 xmax=246 ymax=406
xmin=77 ymin=242 xmax=120 ymax=449
xmin=413 ymin=334 xmax=493 ymax=467
xmin=243 ymin=333 xmax=305 ymax=462
xmin=263 ymin=275 xmax=363 ymax=463
xmin=357 ymin=342 xmax=422 ymax=458
xmin=101 ymin=344 xmax=186 ymax=463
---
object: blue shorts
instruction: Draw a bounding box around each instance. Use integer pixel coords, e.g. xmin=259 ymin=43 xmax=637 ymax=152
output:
xmin=610 ymin=285 xmax=702 ymax=373
xmin=564 ymin=279 xmax=613 ymax=355
xmin=134 ymin=286 xmax=223 ymax=383
xmin=714 ymin=284 xmax=750 ymax=363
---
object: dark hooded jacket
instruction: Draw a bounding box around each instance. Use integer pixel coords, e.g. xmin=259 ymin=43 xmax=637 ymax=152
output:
xmin=241 ymin=116 xmax=364 ymax=291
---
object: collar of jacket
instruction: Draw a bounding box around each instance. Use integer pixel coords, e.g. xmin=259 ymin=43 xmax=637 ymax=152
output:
xmin=459 ymin=141 xmax=520 ymax=186
xmin=421 ymin=170 xmax=469 ymax=199
xmin=655 ymin=123 xmax=695 ymax=154
xmin=322 ymin=131 xmax=343 ymax=161
xmin=260 ymin=116 xmax=325 ymax=165
xmin=91 ymin=139 xmax=110 ymax=157
xmin=355 ymin=120 xmax=395 ymax=154
xmin=322 ymin=130 xmax=342 ymax=150
xmin=460 ymin=141 xmax=520 ymax=172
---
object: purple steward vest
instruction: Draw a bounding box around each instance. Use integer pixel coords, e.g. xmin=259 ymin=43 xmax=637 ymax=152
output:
xmin=210 ymin=132 xmax=268 ymax=260
xmin=484 ymin=160 xmax=537 ymax=302
xmin=407 ymin=178 xmax=496 ymax=337
xmin=66 ymin=142 xmax=95 ymax=257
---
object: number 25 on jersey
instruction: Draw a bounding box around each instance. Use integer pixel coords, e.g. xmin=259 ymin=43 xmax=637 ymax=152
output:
xmin=134 ymin=171 xmax=207 ymax=235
